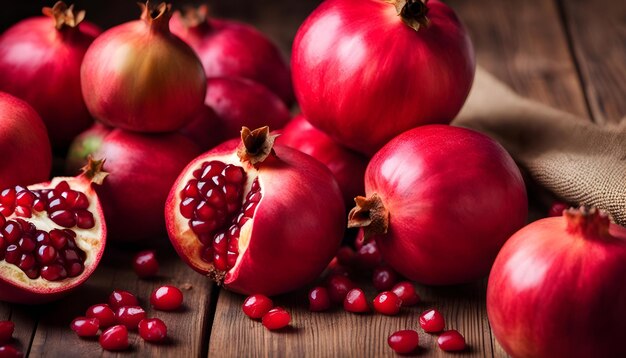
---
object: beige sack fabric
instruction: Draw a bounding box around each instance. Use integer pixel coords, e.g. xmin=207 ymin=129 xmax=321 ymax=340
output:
xmin=454 ymin=67 xmax=626 ymax=225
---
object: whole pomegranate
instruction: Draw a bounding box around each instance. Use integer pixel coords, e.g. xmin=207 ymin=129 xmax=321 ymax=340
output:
xmin=81 ymin=1 xmax=206 ymax=132
xmin=66 ymin=122 xmax=112 ymax=175
xmin=94 ymin=129 xmax=200 ymax=242
xmin=178 ymin=105 xmax=223 ymax=151
xmin=0 ymin=2 xmax=100 ymax=148
xmin=487 ymin=207 xmax=626 ymax=358
xmin=0 ymin=92 xmax=51 ymax=189
xmin=166 ymin=127 xmax=345 ymax=295
xmin=348 ymin=125 xmax=527 ymax=284
xmin=292 ymin=0 xmax=475 ymax=155
xmin=0 ymin=158 xmax=107 ymax=303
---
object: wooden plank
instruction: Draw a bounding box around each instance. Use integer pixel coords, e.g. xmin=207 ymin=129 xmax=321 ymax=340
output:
xmin=559 ymin=0 xmax=626 ymax=124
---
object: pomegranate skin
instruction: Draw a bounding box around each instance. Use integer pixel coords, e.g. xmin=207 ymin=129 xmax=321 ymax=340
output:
xmin=277 ymin=115 xmax=368 ymax=206
xmin=487 ymin=209 xmax=626 ymax=358
xmin=178 ymin=105 xmax=223 ymax=151
xmin=353 ymin=125 xmax=527 ymax=285
xmin=66 ymin=122 xmax=113 ymax=175
xmin=95 ymin=130 xmax=200 ymax=242
xmin=0 ymin=12 xmax=100 ymax=148
xmin=170 ymin=12 xmax=293 ymax=106
xmin=292 ymin=0 xmax=474 ymax=155
xmin=0 ymin=92 xmax=51 ymax=189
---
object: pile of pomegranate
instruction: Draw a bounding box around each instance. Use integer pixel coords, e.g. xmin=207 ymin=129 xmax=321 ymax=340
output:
xmin=1 ymin=0 xmax=623 ymax=356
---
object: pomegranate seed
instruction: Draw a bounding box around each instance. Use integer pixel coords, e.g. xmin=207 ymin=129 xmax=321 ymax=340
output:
xmin=2 ymin=222 xmax=21 ymax=243
xmin=548 ymin=201 xmax=569 ymax=217
xmin=49 ymin=210 xmax=76 ymax=227
xmin=18 ymin=254 xmax=35 ymax=270
xmin=327 ymin=274 xmax=355 ymax=304
xmin=49 ymin=229 xmax=68 ymax=249
xmin=355 ymin=241 xmax=382 ymax=270
xmin=75 ymin=210 xmax=95 ymax=229
xmin=55 ymin=181 xmax=70 ymax=193
xmin=419 ymin=309 xmax=445 ymax=333
xmin=0 ymin=321 xmax=14 ymax=343
xmin=0 ymin=188 xmax=16 ymax=205
xmin=343 ymin=288 xmax=369 ymax=313
xmin=47 ymin=197 xmax=68 ymax=212
xmin=261 ymin=307 xmax=290 ymax=330
xmin=388 ymin=330 xmax=419 ymax=354
xmin=180 ymin=197 xmax=197 ymax=219
xmin=40 ymin=264 xmax=67 ymax=281
xmin=150 ymin=285 xmax=183 ymax=311
xmin=86 ymin=304 xmax=117 ymax=327
xmin=99 ymin=325 xmax=129 ymax=351
xmin=4 ymin=245 xmax=19 ymax=264
xmin=437 ymin=330 xmax=466 ymax=352
xmin=308 ymin=287 xmax=331 ymax=312
xmin=373 ymin=291 xmax=402 ymax=315
xmin=242 ymin=294 xmax=273 ymax=319
xmin=335 ymin=246 xmax=355 ymax=266
xmin=36 ymin=245 xmax=57 ymax=264
xmin=372 ymin=266 xmax=398 ymax=291
xmin=116 ymin=306 xmax=146 ymax=330
xmin=213 ymin=252 xmax=228 ymax=271
xmin=133 ymin=250 xmax=159 ymax=278
xmin=0 ymin=344 xmax=22 ymax=358
xmin=138 ymin=318 xmax=168 ymax=343
xmin=66 ymin=262 xmax=84 ymax=277
xmin=70 ymin=317 xmax=100 ymax=337
xmin=109 ymin=290 xmax=139 ymax=309
xmin=391 ymin=282 xmax=420 ymax=307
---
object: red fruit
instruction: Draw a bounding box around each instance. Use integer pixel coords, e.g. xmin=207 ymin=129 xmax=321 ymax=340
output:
xmin=326 ymin=274 xmax=355 ymax=304
xmin=108 ymin=290 xmax=139 ymax=309
xmin=150 ymin=285 xmax=183 ymax=311
xmin=372 ymin=266 xmax=398 ymax=292
xmin=0 ymin=159 xmax=107 ymax=303
xmin=66 ymin=123 xmax=112 ymax=175
xmin=388 ymin=330 xmax=419 ymax=354
xmin=166 ymin=126 xmax=344 ymax=295
xmin=94 ymin=129 xmax=200 ymax=241
xmin=354 ymin=241 xmax=382 ymax=270
xmin=308 ymin=286 xmax=331 ymax=312
xmin=115 ymin=306 xmax=146 ymax=330
xmin=86 ymin=304 xmax=116 ymax=328
xmin=334 ymin=246 xmax=355 ymax=267
xmin=261 ymin=307 xmax=290 ymax=330
xmin=373 ymin=291 xmax=401 ymax=316
xmin=242 ymin=294 xmax=273 ymax=319
xmin=292 ymin=0 xmax=474 ymax=155
xmin=0 ymin=92 xmax=51 ymax=189
xmin=0 ymin=321 xmax=14 ymax=343
xmin=487 ymin=207 xmax=626 ymax=358
xmin=138 ymin=318 xmax=167 ymax=343
xmin=391 ymin=282 xmax=420 ymax=307
xmin=548 ymin=201 xmax=569 ymax=217
xmin=70 ymin=317 xmax=99 ymax=337
xmin=133 ymin=250 xmax=159 ymax=278
xmin=277 ymin=115 xmax=368 ymax=206
xmin=349 ymin=125 xmax=527 ymax=284
xmin=0 ymin=2 xmax=100 ymax=148
xmin=419 ymin=309 xmax=445 ymax=333
xmin=170 ymin=5 xmax=294 ymax=106
xmin=99 ymin=325 xmax=128 ymax=351
xmin=81 ymin=1 xmax=206 ymax=132
xmin=0 ymin=344 xmax=22 ymax=358
xmin=437 ymin=330 xmax=466 ymax=352
xmin=178 ymin=105 xmax=223 ymax=151
xmin=343 ymin=288 xmax=369 ymax=313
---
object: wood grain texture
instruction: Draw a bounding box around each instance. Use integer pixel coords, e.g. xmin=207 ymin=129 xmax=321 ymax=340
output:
xmin=559 ymin=0 xmax=626 ymax=123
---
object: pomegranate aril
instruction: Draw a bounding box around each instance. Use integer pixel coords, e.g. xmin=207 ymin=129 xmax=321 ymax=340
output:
xmin=24 ymin=268 xmax=39 ymax=279
xmin=355 ymin=241 xmax=382 ymax=270
xmin=17 ymin=237 xmax=35 ymax=253
xmin=200 ymin=161 xmax=226 ymax=180
xmin=373 ymin=291 xmax=402 ymax=315
xmin=308 ymin=286 xmax=331 ymax=312
xmin=372 ymin=266 xmax=398 ymax=292
xmin=0 ymin=205 xmax=11 ymax=217
xmin=116 ymin=306 xmax=146 ymax=329
xmin=195 ymin=201 xmax=216 ymax=221
xmin=49 ymin=229 xmax=69 ymax=249
xmin=49 ymin=210 xmax=76 ymax=227
xmin=14 ymin=206 xmax=31 ymax=218
xmin=4 ymin=245 xmax=19 ymax=264
xmin=180 ymin=197 xmax=197 ymax=219
xmin=151 ymin=285 xmax=183 ymax=311
xmin=227 ymin=236 xmax=239 ymax=253
xmin=2 ymin=222 xmax=21 ymax=244
xmin=262 ymin=307 xmax=290 ymax=330
xmin=182 ymin=179 xmax=200 ymax=199
xmin=0 ymin=188 xmax=16 ymax=205
xmin=75 ymin=210 xmax=95 ymax=229
xmin=0 ymin=344 xmax=22 ymax=358
xmin=109 ymin=290 xmax=139 ymax=309
xmin=66 ymin=262 xmax=84 ymax=277
xmin=190 ymin=220 xmax=215 ymax=234
xmin=213 ymin=233 xmax=228 ymax=253
xmin=99 ymin=325 xmax=129 ymax=351
xmin=87 ymin=304 xmax=117 ymax=327
xmin=388 ymin=330 xmax=419 ymax=354
xmin=419 ymin=309 xmax=445 ymax=333
xmin=40 ymin=264 xmax=67 ymax=281
xmin=54 ymin=181 xmax=70 ymax=193
xmin=0 ymin=321 xmax=14 ymax=343
xmin=70 ymin=317 xmax=100 ymax=337
xmin=222 ymin=165 xmax=245 ymax=184
xmin=327 ymin=274 xmax=355 ymax=304
xmin=138 ymin=318 xmax=168 ymax=343
xmin=437 ymin=330 xmax=466 ymax=352
xmin=201 ymin=246 xmax=214 ymax=262
xmin=32 ymin=199 xmax=45 ymax=212
xmin=226 ymin=251 xmax=237 ymax=267
xmin=343 ymin=288 xmax=369 ymax=313
xmin=15 ymin=190 xmax=34 ymax=207
xmin=36 ymin=245 xmax=57 ymax=264
xmin=0 ymin=214 xmax=5 ymax=227
xmin=242 ymin=294 xmax=273 ymax=319
xmin=62 ymin=249 xmax=81 ymax=262
xmin=133 ymin=250 xmax=159 ymax=278
xmin=47 ymin=197 xmax=68 ymax=211
xmin=391 ymin=282 xmax=420 ymax=307
xmin=205 ymin=188 xmax=226 ymax=207
xmin=213 ymin=252 xmax=228 ymax=270
xmin=18 ymin=254 xmax=35 ymax=271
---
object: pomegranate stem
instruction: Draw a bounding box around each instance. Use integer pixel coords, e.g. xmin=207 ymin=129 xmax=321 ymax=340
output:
xmin=390 ymin=0 xmax=431 ymax=32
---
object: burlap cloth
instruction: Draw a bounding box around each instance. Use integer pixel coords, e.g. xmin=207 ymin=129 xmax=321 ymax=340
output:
xmin=454 ymin=67 xmax=626 ymax=225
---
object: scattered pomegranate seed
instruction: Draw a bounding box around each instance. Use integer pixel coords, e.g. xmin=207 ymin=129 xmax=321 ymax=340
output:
xmin=327 ymin=274 xmax=355 ymax=304
xmin=150 ymin=285 xmax=183 ymax=311
xmin=388 ymin=330 xmax=419 ymax=354
xmin=335 ymin=246 xmax=355 ymax=266
xmin=109 ymin=290 xmax=139 ymax=309
xmin=0 ymin=321 xmax=14 ymax=343
xmin=138 ymin=318 xmax=168 ymax=343
xmin=372 ymin=266 xmax=398 ymax=291
xmin=548 ymin=201 xmax=569 ymax=217
xmin=343 ymin=288 xmax=369 ymax=313
xmin=86 ymin=304 xmax=117 ymax=328
xmin=115 ymin=306 xmax=146 ymax=330
xmin=133 ymin=250 xmax=159 ymax=278
xmin=419 ymin=309 xmax=445 ymax=333
xmin=0 ymin=344 xmax=22 ymax=358
xmin=308 ymin=286 xmax=331 ymax=312
xmin=391 ymin=282 xmax=420 ymax=307
xmin=373 ymin=291 xmax=401 ymax=315
xmin=261 ymin=307 xmax=290 ymax=330
xmin=70 ymin=317 xmax=99 ymax=337
xmin=355 ymin=241 xmax=382 ymax=270
xmin=242 ymin=294 xmax=273 ymax=319
xmin=437 ymin=330 xmax=466 ymax=351
xmin=99 ymin=325 xmax=129 ymax=351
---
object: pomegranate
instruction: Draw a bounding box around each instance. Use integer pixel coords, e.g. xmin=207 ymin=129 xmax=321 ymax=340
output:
xmin=133 ymin=250 xmax=159 ymax=278
xmin=348 ymin=125 xmax=527 ymax=284
xmin=388 ymin=330 xmax=419 ymax=354
xmin=276 ymin=115 xmax=368 ymax=206
xmin=0 ymin=158 xmax=107 ymax=304
xmin=292 ymin=0 xmax=475 ymax=155
xmin=150 ymin=285 xmax=183 ymax=311
xmin=487 ymin=207 xmax=626 ymax=358
xmin=178 ymin=105 xmax=223 ymax=151
xmin=0 ymin=2 xmax=100 ymax=148
xmin=170 ymin=5 xmax=294 ymax=106
xmin=99 ymin=325 xmax=128 ymax=351
xmin=66 ymin=123 xmax=112 ymax=175
xmin=242 ymin=294 xmax=273 ymax=319
xmin=94 ymin=129 xmax=200 ymax=241
xmin=0 ymin=93 xmax=51 ymax=189
xmin=261 ymin=307 xmax=291 ymax=330
xmin=81 ymin=1 xmax=206 ymax=132
xmin=166 ymin=126 xmax=344 ymax=295
xmin=138 ymin=318 xmax=167 ymax=343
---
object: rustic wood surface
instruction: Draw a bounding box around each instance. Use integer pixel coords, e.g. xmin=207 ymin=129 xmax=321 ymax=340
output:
xmin=1 ymin=0 xmax=624 ymax=357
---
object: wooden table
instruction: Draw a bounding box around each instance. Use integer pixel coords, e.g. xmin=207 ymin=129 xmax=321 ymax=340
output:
xmin=2 ymin=0 xmax=624 ymax=356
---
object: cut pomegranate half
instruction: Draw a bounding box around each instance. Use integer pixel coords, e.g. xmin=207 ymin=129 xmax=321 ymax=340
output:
xmin=166 ymin=126 xmax=345 ymax=295
xmin=0 ymin=158 xmax=107 ymax=303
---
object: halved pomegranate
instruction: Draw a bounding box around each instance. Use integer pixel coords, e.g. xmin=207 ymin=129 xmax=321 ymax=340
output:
xmin=165 ymin=127 xmax=345 ymax=295
xmin=0 ymin=159 xmax=107 ymax=303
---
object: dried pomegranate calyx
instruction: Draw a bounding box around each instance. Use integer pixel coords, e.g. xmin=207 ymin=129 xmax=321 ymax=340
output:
xmin=80 ymin=156 xmax=108 ymax=185
xmin=237 ymin=126 xmax=279 ymax=166
xmin=348 ymin=193 xmax=389 ymax=239
xmin=390 ymin=0 xmax=431 ymax=32
xmin=42 ymin=1 xmax=86 ymax=30
xmin=139 ymin=1 xmax=172 ymax=32
xmin=565 ymin=206 xmax=611 ymax=238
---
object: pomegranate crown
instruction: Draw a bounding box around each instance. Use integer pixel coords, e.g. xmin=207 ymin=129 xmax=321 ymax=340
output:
xmin=42 ymin=1 xmax=86 ymax=30
xmin=389 ymin=0 xmax=431 ymax=31
xmin=347 ymin=193 xmax=390 ymax=240
xmin=237 ymin=126 xmax=279 ymax=166
xmin=80 ymin=156 xmax=109 ymax=185
xmin=138 ymin=1 xmax=173 ymax=32
xmin=176 ymin=4 xmax=210 ymax=28
xmin=564 ymin=206 xmax=611 ymax=238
